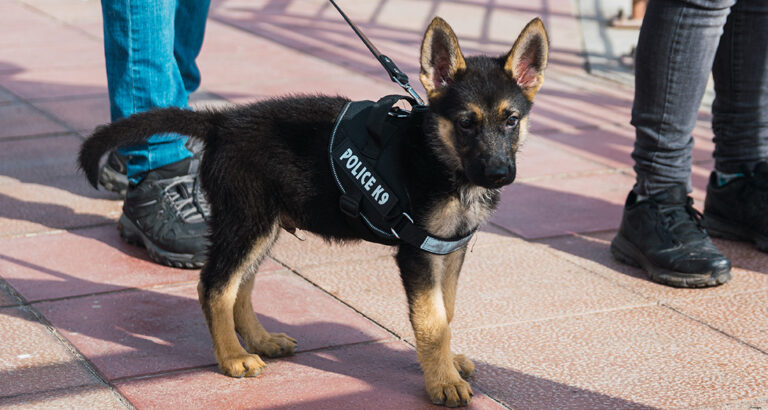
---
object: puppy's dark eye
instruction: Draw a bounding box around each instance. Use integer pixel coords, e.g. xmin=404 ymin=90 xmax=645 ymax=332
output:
xmin=457 ymin=117 xmax=473 ymax=130
xmin=506 ymin=115 xmax=520 ymax=129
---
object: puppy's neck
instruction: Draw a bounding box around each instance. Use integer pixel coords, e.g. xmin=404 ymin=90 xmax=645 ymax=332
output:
xmin=405 ymin=113 xmax=460 ymax=192
xmin=402 ymin=113 xmax=500 ymax=236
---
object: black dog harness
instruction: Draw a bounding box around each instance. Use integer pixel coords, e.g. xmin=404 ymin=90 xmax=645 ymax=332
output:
xmin=326 ymin=2 xmax=473 ymax=254
xmin=329 ymin=95 xmax=474 ymax=255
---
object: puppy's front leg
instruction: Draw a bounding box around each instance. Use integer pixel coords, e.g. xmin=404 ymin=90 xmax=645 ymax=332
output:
xmin=397 ymin=245 xmax=473 ymax=407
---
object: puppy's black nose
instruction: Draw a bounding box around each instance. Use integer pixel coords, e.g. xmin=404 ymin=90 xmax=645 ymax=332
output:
xmin=482 ymin=158 xmax=516 ymax=187
xmin=484 ymin=157 xmax=511 ymax=181
xmin=485 ymin=165 xmax=508 ymax=180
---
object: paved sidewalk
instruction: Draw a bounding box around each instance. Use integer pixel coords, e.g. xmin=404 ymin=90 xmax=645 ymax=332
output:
xmin=1 ymin=0 xmax=767 ymax=408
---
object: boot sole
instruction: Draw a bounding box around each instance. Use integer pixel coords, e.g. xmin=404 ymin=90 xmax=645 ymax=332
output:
xmin=99 ymin=163 xmax=128 ymax=196
xmin=118 ymin=214 xmax=205 ymax=269
xmin=610 ymin=233 xmax=731 ymax=288
xmin=702 ymin=213 xmax=768 ymax=253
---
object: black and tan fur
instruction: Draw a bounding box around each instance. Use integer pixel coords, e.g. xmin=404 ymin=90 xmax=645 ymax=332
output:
xmin=78 ymin=17 xmax=548 ymax=407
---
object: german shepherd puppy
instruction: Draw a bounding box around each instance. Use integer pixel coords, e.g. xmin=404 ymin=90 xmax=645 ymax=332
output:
xmin=79 ymin=17 xmax=548 ymax=407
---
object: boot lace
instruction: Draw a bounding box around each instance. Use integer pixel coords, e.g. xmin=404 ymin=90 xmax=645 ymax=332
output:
xmin=193 ymin=176 xmax=211 ymax=219
xmin=163 ymin=175 xmax=206 ymax=224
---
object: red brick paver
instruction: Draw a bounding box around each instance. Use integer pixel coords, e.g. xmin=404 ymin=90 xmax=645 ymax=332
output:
xmin=0 ymin=307 xmax=101 ymax=397
xmin=0 ymin=385 xmax=127 ymax=409
xmin=0 ymin=103 xmax=68 ymax=139
xmin=0 ymin=285 xmax=18 ymax=308
xmin=452 ymin=306 xmax=768 ymax=408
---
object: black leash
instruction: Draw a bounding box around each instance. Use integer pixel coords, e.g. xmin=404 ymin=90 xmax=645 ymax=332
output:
xmin=328 ymin=0 xmax=425 ymax=106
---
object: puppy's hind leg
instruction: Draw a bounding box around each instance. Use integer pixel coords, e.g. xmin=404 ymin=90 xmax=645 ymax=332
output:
xmin=234 ymin=270 xmax=297 ymax=358
xmin=198 ymin=220 xmax=281 ymax=378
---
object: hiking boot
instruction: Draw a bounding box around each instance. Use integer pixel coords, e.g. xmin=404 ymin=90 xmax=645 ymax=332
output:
xmin=610 ymin=185 xmax=731 ymax=288
xmin=702 ymin=161 xmax=768 ymax=252
xmin=99 ymin=150 xmax=129 ymax=196
xmin=99 ymin=141 xmax=204 ymax=196
xmin=118 ymin=157 xmax=210 ymax=268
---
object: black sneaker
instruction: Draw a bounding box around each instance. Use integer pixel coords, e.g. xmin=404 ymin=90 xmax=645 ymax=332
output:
xmin=99 ymin=150 xmax=129 ymax=196
xmin=118 ymin=157 xmax=210 ymax=268
xmin=703 ymin=162 xmax=768 ymax=252
xmin=610 ymin=185 xmax=731 ymax=288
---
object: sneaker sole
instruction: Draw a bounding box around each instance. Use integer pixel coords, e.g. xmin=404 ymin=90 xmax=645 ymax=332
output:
xmin=702 ymin=213 xmax=768 ymax=253
xmin=118 ymin=214 xmax=206 ymax=269
xmin=610 ymin=233 xmax=731 ymax=288
xmin=99 ymin=163 xmax=128 ymax=196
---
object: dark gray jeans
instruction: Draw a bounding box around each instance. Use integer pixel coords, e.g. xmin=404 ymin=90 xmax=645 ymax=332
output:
xmin=631 ymin=0 xmax=768 ymax=196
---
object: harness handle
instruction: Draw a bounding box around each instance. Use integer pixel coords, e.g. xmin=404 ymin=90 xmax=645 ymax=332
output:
xmin=364 ymin=95 xmax=416 ymax=150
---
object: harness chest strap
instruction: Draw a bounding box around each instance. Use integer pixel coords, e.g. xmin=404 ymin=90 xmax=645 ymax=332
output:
xmin=390 ymin=213 xmax=475 ymax=255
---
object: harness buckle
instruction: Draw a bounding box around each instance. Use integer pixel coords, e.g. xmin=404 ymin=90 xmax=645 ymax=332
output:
xmin=389 ymin=212 xmax=414 ymax=239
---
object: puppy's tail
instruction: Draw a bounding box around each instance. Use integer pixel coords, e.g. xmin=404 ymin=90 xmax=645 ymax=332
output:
xmin=78 ymin=107 xmax=217 ymax=189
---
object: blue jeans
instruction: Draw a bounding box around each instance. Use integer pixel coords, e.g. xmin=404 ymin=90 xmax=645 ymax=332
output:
xmin=101 ymin=0 xmax=210 ymax=184
xmin=631 ymin=0 xmax=768 ymax=196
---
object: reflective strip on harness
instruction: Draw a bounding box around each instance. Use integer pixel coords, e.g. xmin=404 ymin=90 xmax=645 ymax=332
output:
xmin=392 ymin=216 xmax=475 ymax=255
xmin=421 ymin=233 xmax=473 ymax=254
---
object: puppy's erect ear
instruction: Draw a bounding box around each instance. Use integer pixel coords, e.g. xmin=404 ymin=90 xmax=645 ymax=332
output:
xmin=420 ymin=17 xmax=466 ymax=97
xmin=505 ymin=18 xmax=549 ymax=100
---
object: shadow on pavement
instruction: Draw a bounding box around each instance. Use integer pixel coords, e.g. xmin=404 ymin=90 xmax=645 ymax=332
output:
xmin=208 ymin=0 xmax=586 ymax=87
xmin=0 ymin=262 xmax=650 ymax=408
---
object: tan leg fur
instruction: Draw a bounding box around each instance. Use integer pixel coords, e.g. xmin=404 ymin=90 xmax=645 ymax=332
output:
xmin=440 ymin=250 xmax=475 ymax=380
xmin=410 ymin=249 xmax=474 ymax=407
xmin=199 ymin=223 xmax=289 ymax=377
xmin=234 ymin=274 xmax=297 ymax=358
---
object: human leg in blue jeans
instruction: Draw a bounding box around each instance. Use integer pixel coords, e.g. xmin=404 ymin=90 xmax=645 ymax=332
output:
xmin=99 ymin=0 xmax=212 ymax=268
xmin=611 ymin=0 xmax=768 ymax=287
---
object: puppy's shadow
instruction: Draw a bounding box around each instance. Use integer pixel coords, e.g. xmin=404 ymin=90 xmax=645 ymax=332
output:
xmin=246 ymin=330 xmax=651 ymax=409
xmin=0 ymin=258 xmax=647 ymax=408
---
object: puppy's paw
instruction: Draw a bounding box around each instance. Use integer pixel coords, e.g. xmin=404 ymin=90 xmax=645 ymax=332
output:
xmin=219 ymin=353 xmax=266 ymax=378
xmin=426 ymin=372 xmax=473 ymax=407
xmin=247 ymin=332 xmax=297 ymax=358
xmin=452 ymin=354 xmax=476 ymax=380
